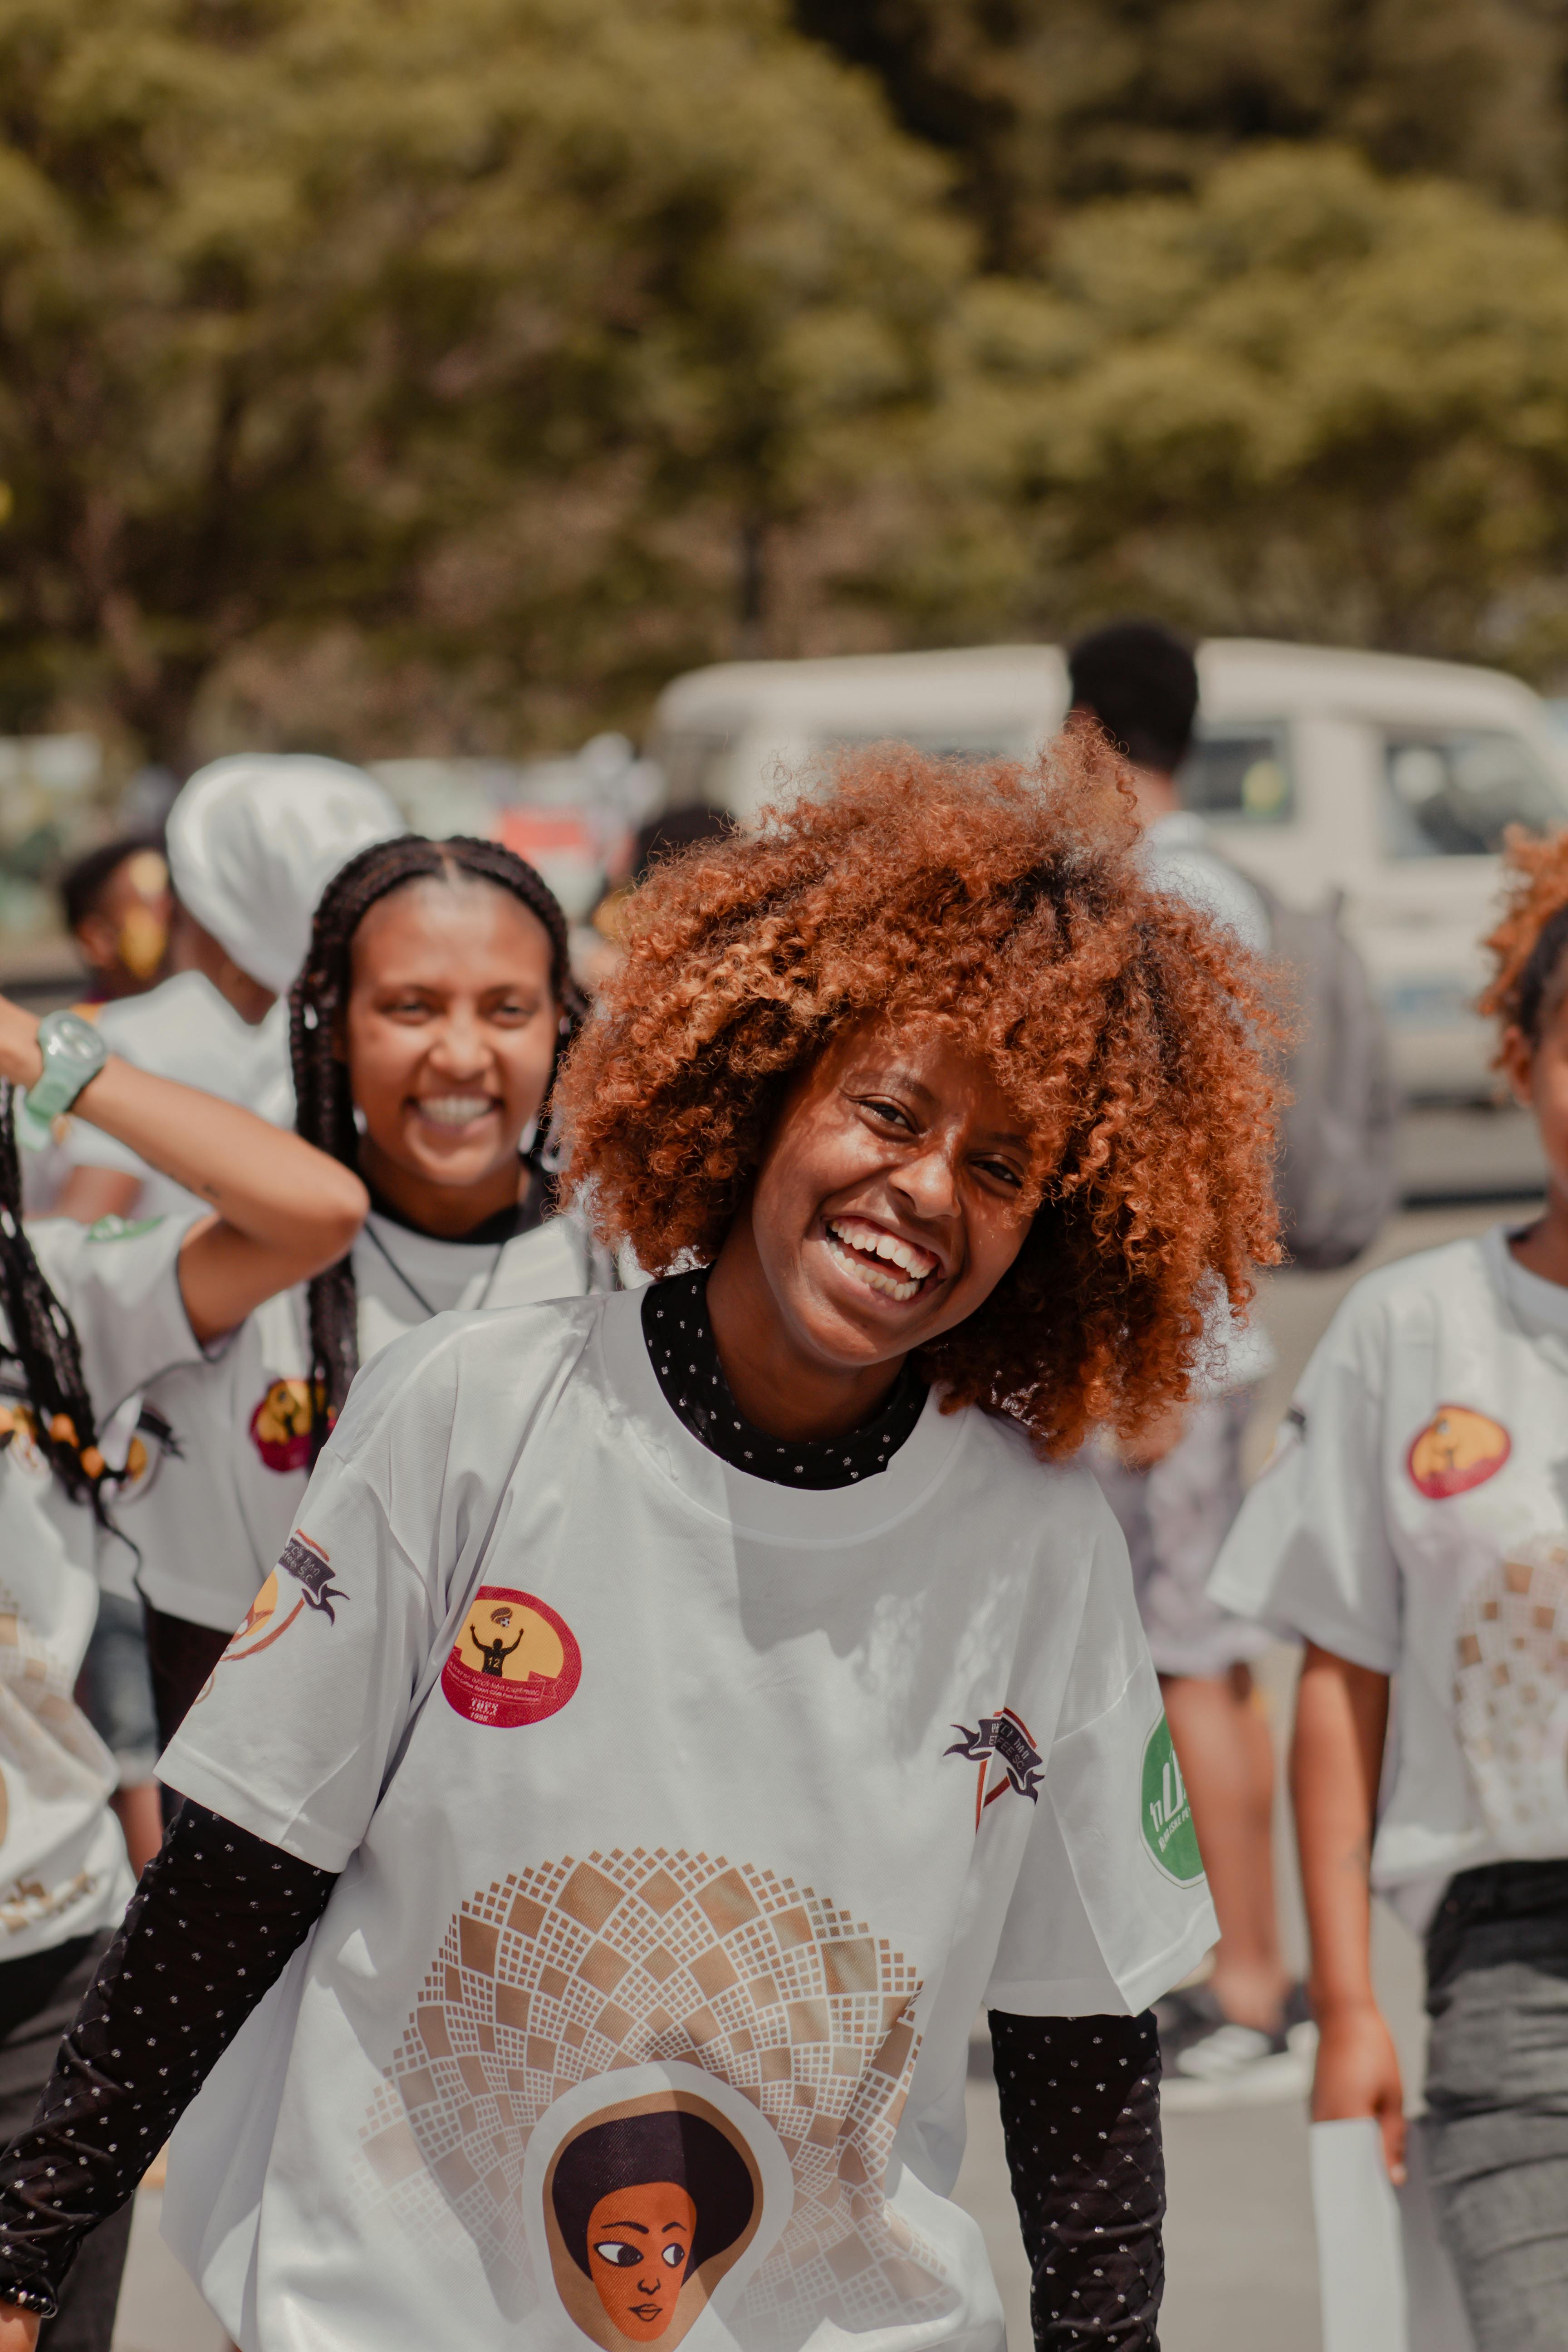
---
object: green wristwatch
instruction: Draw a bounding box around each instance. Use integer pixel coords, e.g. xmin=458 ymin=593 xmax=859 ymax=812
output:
xmin=25 ymin=1008 xmax=108 ymax=1124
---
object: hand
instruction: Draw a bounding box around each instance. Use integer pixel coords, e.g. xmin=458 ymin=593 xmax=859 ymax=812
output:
xmin=0 ymin=995 xmax=43 ymax=1091
xmin=1312 ymin=1997 xmax=1407 ymax=2184
xmin=0 ymin=2300 xmax=42 ymax=2350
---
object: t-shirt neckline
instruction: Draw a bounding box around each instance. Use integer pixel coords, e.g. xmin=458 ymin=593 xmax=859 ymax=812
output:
xmin=1485 ymin=1220 xmax=1568 ymax=1346
xmin=598 ymin=1287 xmax=971 ymax=1544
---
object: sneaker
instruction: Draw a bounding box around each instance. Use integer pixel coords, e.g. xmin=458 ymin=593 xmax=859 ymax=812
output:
xmin=1155 ymin=1980 xmax=1317 ymax=2112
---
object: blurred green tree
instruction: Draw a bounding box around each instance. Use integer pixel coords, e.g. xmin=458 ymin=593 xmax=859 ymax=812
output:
xmin=0 ymin=0 xmax=969 ymax=764
xmin=796 ymin=0 xmax=1568 ymax=269
xmin=924 ymin=146 xmax=1568 ymax=665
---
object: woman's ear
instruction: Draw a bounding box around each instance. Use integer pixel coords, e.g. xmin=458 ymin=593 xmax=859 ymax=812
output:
xmin=1499 ymin=1023 xmax=1535 ymax=1109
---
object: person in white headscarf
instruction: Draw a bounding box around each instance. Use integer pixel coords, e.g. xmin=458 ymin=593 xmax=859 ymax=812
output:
xmin=49 ymin=757 xmax=404 ymax=1225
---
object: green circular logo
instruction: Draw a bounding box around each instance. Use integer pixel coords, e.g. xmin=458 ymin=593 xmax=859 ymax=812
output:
xmin=1140 ymin=1715 xmax=1205 ymax=1885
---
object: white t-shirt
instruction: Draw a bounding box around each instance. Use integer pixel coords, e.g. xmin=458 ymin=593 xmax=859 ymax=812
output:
xmin=159 ymin=1289 xmax=1215 ymax=2352
xmin=1210 ymin=1224 xmax=1568 ymax=1930
xmin=126 ymin=1208 xmax=615 ymax=1634
xmin=60 ymin=974 xmax=292 ymax=1220
xmin=0 ymin=1214 xmax=200 ymax=1961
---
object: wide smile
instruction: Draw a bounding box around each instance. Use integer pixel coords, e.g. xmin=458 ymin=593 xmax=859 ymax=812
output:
xmin=823 ymin=1214 xmax=942 ymax=1303
xmin=410 ymin=1092 xmax=500 ymax=1134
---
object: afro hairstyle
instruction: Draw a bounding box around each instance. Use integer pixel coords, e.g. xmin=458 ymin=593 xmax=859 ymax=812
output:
xmin=1479 ymin=824 xmax=1568 ymax=1052
xmin=557 ymin=733 xmax=1284 ymax=1458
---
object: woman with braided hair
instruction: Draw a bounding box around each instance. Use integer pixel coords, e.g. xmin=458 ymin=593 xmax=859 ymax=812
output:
xmin=0 ymin=978 xmax=367 ymax=2351
xmin=122 ymin=833 xmax=614 ymax=1743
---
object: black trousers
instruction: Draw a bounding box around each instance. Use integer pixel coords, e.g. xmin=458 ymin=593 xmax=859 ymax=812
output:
xmin=0 ymin=1935 xmax=133 ymax=2352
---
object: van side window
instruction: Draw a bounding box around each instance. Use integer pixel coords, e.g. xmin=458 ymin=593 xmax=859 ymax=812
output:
xmin=1379 ymin=731 xmax=1566 ymax=858
xmin=656 ymin=729 xmax=738 ymax=810
xmin=1178 ymin=723 xmax=1293 ymax=824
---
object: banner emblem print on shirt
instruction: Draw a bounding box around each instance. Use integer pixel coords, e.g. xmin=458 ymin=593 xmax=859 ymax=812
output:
xmin=945 ymin=1706 xmax=1042 ymax=1829
xmin=441 ymin=1586 xmax=582 ymax=1727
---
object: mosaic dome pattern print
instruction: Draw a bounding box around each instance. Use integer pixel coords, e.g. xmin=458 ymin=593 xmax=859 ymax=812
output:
xmin=355 ymin=1846 xmax=946 ymax=2343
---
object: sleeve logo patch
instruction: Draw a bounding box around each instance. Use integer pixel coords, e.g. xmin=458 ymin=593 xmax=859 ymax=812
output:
xmin=248 ymin=1378 xmax=320 ymax=1474
xmin=946 ymin=1705 xmax=1042 ymax=1830
xmin=200 ymin=1531 xmax=345 ymax=1695
xmin=1142 ymin=1716 xmax=1205 ymax=1885
xmin=1407 ymin=1406 xmax=1511 ymax=1500
xmin=442 ymin=1586 xmax=582 ymax=1729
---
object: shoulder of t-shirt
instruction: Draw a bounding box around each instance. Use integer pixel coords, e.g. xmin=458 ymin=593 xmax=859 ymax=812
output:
xmin=327 ymin=1291 xmax=606 ymax=1467
xmin=956 ymin=1400 xmax=1116 ymax=1541
xmin=1309 ymin=1234 xmax=1496 ymax=1382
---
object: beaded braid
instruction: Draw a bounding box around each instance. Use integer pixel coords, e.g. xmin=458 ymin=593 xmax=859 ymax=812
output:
xmin=0 ymin=1081 xmax=109 ymax=1513
xmin=290 ymin=834 xmax=583 ymax=1462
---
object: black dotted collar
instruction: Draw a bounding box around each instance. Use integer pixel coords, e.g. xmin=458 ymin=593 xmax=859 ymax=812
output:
xmin=640 ymin=1268 xmax=927 ymax=1488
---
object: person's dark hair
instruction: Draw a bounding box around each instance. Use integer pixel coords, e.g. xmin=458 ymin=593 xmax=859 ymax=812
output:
xmin=59 ymin=833 xmax=164 ymax=937
xmin=291 ymin=834 xmax=582 ymax=1461
xmin=1068 ymin=620 xmax=1198 ymax=777
xmin=0 ymin=1086 xmax=108 ymax=1513
xmin=551 ymin=2109 xmax=754 ymax=2279
xmin=632 ymin=806 xmax=735 ymax=887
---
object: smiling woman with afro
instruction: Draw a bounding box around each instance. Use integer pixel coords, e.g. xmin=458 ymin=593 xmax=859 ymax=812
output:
xmin=559 ymin=730 xmax=1283 ymax=1459
xmin=0 ymin=732 xmax=1284 ymax=2352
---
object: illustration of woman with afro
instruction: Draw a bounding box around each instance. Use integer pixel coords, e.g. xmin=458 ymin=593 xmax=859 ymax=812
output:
xmin=0 ymin=735 xmax=1284 ymax=2352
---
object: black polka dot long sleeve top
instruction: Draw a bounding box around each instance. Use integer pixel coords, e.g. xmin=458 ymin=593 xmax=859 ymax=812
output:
xmin=0 ymin=1271 xmax=1165 ymax=2345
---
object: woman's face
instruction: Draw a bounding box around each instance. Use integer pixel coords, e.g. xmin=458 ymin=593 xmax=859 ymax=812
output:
xmin=745 ymin=1022 xmax=1034 ymax=1373
xmin=586 ymin=2180 xmax=696 ymax=2341
xmin=343 ymin=876 xmax=559 ymax=1230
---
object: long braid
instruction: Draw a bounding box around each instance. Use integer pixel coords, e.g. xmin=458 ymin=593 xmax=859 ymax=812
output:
xmin=0 ymin=1082 xmax=109 ymax=1514
xmin=290 ymin=834 xmax=582 ymax=1463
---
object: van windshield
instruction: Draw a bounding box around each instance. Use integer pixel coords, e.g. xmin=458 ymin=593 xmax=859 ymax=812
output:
xmin=1379 ymin=730 xmax=1567 ymax=858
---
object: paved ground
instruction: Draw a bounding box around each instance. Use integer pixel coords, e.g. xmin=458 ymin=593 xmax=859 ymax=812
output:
xmin=110 ymin=1190 xmax=1525 ymax=2351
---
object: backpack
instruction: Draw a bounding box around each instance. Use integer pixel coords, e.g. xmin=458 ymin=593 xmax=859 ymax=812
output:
xmin=1242 ymin=872 xmax=1400 ymax=1270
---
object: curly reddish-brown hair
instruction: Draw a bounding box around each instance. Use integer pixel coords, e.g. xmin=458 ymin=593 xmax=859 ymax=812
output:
xmin=1479 ymin=825 xmax=1568 ymax=1049
xmin=558 ymin=735 xmax=1283 ymax=1456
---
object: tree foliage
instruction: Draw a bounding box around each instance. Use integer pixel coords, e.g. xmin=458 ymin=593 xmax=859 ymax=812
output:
xmin=932 ymin=147 xmax=1568 ymax=664
xmin=796 ymin=0 xmax=1568 ymax=269
xmin=0 ymin=0 xmax=967 ymax=763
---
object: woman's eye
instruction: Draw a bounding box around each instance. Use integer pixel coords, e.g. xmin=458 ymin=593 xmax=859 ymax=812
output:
xmin=594 ymin=2242 xmax=642 ymax=2267
xmin=981 ymin=1160 xmax=1023 ymax=1188
xmin=864 ymin=1098 xmax=913 ymax=1131
xmin=661 ymin=2244 xmax=686 ymax=2268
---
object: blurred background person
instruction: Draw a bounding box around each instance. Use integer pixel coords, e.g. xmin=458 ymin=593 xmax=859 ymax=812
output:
xmin=59 ymin=838 xmax=171 ymax=1005
xmin=1068 ymin=620 xmax=1307 ymax=2100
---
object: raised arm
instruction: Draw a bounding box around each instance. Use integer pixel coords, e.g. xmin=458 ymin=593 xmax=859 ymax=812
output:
xmin=1291 ymin=1641 xmax=1404 ymax=2180
xmin=0 ymin=995 xmax=366 ymax=1343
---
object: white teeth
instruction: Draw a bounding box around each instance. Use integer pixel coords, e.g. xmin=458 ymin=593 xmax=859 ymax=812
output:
xmin=824 ymin=1217 xmax=940 ymax=1303
xmin=828 ymin=1215 xmax=939 ymax=1280
xmin=416 ymin=1095 xmax=496 ymax=1127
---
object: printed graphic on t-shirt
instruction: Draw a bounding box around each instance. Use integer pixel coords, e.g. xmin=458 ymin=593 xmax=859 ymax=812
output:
xmin=1454 ymin=1540 xmax=1568 ymax=1848
xmin=249 ymin=1377 xmax=318 ymax=1474
xmin=1407 ymin=1406 xmax=1511 ymax=1500
xmin=199 ymin=1531 xmax=346 ymax=1696
xmin=84 ymin=1214 xmax=162 ymax=1243
xmin=527 ymin=2065 xmax=791 ymax=2351
xmin=441 ymin=1587 xmax=582 ymax=1729
xmin=355 ymin=1847 xmax=941 ymax=2346
xmin=1141 ymin=1716 xmax=1204 ymax=1885
xmin=946 ymin=1707 xmax=1042 ymax=1829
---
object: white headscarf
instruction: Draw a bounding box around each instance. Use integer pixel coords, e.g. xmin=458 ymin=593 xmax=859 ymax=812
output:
xmin=166 ymin=755 xmax=405 ymax=995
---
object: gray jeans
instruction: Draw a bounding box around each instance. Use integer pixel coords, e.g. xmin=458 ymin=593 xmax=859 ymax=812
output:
xmin=1424 ymin=1861 xmax=1568 ymax=2351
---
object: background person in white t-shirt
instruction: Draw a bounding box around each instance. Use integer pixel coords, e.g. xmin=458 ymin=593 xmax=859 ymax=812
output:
xmin=124 ymin=832 xmax=615 ymax=1744
xmin=0 ymin=984 xmax=368 ymax=2352
xmin=1067 ymin=621 xmax=1301 ymax=2103
xmin=0 ymin=741 xmax=1284 ymax=2351
xmin=1209 ymin=825 xmax=1568 ymax=2350
xmin=51 ymin=755 xmax=403 ymax=1228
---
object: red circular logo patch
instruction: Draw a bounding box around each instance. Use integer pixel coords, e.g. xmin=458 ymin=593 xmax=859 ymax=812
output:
xmin=441 ymin=1586 xmax=581 ymax=1728
xmin=1407 ymin=1405 xmax=1512 ymax=1501
xmin=249 ymin=1378 xmax=316 ymax=1474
